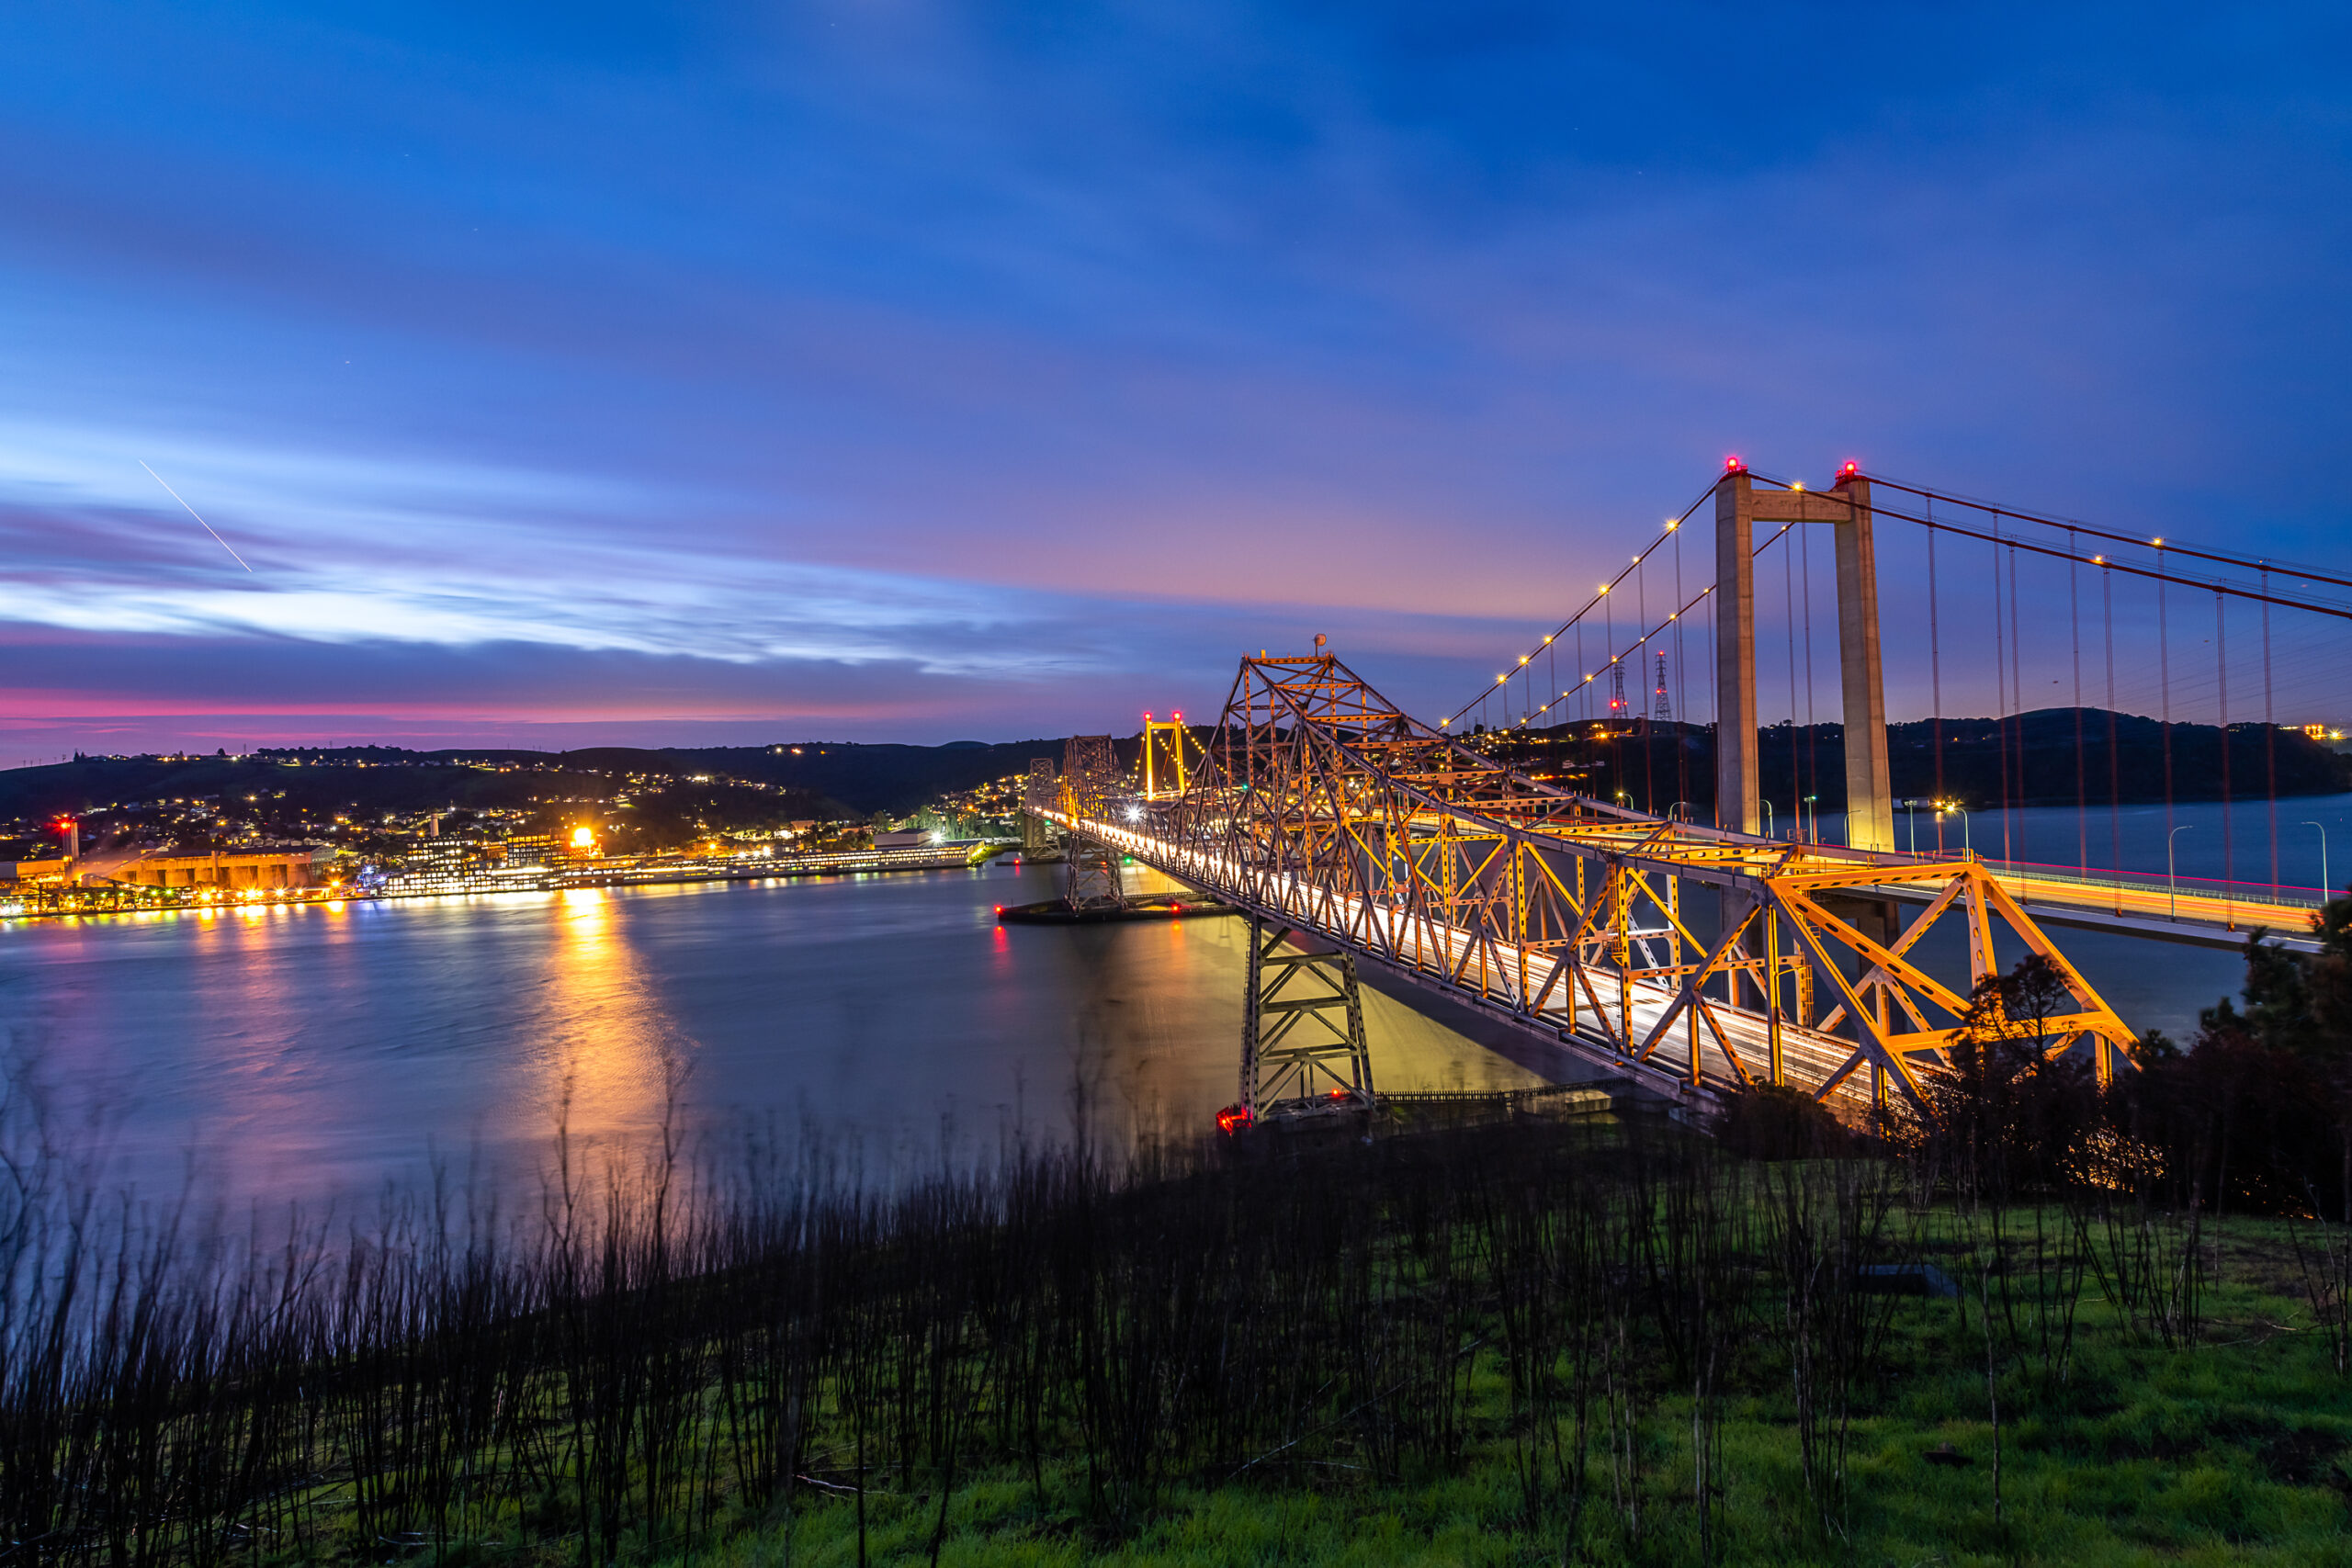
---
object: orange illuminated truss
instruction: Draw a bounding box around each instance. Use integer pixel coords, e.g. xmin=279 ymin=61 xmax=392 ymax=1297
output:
xmin=1030 ymin=652 xmax=2137 ymax=1110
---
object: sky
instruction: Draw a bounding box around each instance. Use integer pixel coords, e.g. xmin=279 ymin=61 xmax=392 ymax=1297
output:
xmin=2 ymin=0 xmax=2348 ymax=758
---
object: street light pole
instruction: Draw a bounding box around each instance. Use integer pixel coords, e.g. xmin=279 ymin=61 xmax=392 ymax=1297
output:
xmin=2168 ymin=824 xmax=2195 ymax=920
xmin=1762 ymin=801 xmax=1776 ymax=840
xmin=1939 ymin=802 xmax=1971 ymax=860
xmin=2307 ymin=821 xmax=2331 ymax=900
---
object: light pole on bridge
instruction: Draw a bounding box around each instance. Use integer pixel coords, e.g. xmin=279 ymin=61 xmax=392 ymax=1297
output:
xmin=2168 ymin=825 xmax=2196 ymax=920
xmin=2306 ymin=821 xmax=2332 ymax=901
xmin=1938 ymin=801 xmax=1970 ymax=860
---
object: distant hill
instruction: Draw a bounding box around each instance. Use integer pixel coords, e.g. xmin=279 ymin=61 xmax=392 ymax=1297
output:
xmin=0 ymin=737 xmax=1086 ymax=828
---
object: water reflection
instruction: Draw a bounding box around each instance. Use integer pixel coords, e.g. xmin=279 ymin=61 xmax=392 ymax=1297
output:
xmin=526 ymin=887 xmax=687 ymax=1156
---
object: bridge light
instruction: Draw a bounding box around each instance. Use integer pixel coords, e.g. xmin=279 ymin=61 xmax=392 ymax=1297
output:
xmin=1518 ymin=655 xmax=1529 ymax=665
xmin=1840 ymin=460 xmax=1858 ymax=478
xmin=1724 ymin=456 xmax=1746 ymax=473
xmin=1790 ymin=481 xmax=1804 ymax=492
xmin=2152 ymin=537 xmax=2165 ymax=547
xmin=2092 ymin=555 xmax=2104 ymax=564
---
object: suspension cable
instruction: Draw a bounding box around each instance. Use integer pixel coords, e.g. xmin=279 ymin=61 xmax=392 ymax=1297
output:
xmin=1863 ymin=473 xmax=2352 ymax=595
xmin=2218 ymin=591 xmax=2232 ymax=917
xmin=2104 ymin=566 xmax=2121 ymax=910
xmin=2160 ymin=554 xmax=2174 ymax=876
xmin=1993 ymin=526 xmax=2010 ymax=864
xmin=1929 ymin=510 xmax=1943 ymax=852
xmin=2070 ymin=527 xmax=2086 ymax=881
xmin=2263 ymin=567 xmax=2278 ymax=892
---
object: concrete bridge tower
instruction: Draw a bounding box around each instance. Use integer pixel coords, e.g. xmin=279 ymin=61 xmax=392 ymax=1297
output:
xmin=1713 ymin=461 xmax=1894 ymax=851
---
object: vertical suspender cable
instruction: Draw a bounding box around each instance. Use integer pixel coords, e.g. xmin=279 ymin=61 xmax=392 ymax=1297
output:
xmin=2071 ymin=529 xmax=2086 ymax=880
xmin=1674 ymin=525 xmax=1689 ymax=813
xmin=2105 ymin=567 xmax=2121 ymax=910
xmin=1929 ymin=518 xmax=1945 ymax=853
xmin=2159 ymin=550 xmax=2174 ymax=879
xmin=1640 ymin=550 xmax=1654 ymax=813
xmin=2262 ymin=567 xmax=2278 ymax=894
xmin=1784 ymin=526 xmax=1800 ymax=839
xmin=1993 ymin=530 xmax=2011 ymax=864
xmin=1704 ymin=581 xmax=1716 ymax=818
xmin=2008 ymin=543 xmax=2024 ymax=862
xmin=2217 ymin=592 xmax=2232 ymax=915
xmin=1801 ymin=518 xmax=1818 ymax=842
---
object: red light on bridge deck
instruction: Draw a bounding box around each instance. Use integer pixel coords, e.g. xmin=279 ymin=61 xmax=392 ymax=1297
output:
xmin=1216 ymin=1104 xmax=1253 ymax=1134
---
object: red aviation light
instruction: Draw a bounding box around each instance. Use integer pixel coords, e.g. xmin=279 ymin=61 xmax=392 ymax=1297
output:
xmin=1835 ymin=459 xmax=1860 ymax=486
xmin=1724 ymin=455 xmax=1747 ymax=473
xmin=1216 ymin=1104 xmax=1253 ymax=1134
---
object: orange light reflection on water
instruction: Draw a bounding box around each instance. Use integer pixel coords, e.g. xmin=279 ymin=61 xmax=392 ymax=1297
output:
xmin=522 ymin=887 xmax=686 ymax=1166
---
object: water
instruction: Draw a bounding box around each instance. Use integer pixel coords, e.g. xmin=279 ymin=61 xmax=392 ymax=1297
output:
xmin=0 ymin=860 xmax=1540 ymax=1209
xmin=1847 ymin=791 xmax=2352 ymax=894
xmin=5 ymin=799 xmax=2337 ymax=1213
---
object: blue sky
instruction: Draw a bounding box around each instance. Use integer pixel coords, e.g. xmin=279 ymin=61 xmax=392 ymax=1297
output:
xmin=2 ymin=1 xmax=2347 ymax=755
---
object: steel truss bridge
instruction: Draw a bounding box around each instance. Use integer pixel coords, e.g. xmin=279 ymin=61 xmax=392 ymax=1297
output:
xmin=1032 ymin=653 xmax=2134 ymax=1115
xmin=1021 ymin=462 xmax=2351 ymax=1118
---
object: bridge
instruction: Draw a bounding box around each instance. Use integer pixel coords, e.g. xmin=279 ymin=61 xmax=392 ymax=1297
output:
xmin=1022 ymin=462 xmax=2350 ymax=1121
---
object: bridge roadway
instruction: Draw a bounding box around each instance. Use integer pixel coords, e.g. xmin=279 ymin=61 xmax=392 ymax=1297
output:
xmin=1864 ymin=861 xmax=2324 ymax=954
xmin=1050 ymin=808 xmax=1870 ymax=1105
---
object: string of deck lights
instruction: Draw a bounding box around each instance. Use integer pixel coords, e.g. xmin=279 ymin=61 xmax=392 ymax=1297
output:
xmin=1439 ymin=480 xmax=1719 ymax=731
xmin=1493 ymin=510 xmax=1829 ymax=732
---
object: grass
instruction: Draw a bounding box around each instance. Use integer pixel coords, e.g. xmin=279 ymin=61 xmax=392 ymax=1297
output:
xmin=667 ymin=1213 xmax=2352 ymax=1567
xmin=10 ymin=1085 xmax=2352 ymax=1568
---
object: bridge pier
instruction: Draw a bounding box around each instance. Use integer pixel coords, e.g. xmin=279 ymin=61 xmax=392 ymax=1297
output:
xmin=1238 ymin=918 xmax=1375 ymax=1120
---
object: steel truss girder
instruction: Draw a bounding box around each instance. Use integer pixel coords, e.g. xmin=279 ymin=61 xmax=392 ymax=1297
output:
xmin=1045 ymin=653 xmax=2139 ymax=1110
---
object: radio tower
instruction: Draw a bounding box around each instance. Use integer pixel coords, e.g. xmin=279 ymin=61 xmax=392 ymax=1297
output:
xmin=1653 ymin=651 xmax=1671 ymax=722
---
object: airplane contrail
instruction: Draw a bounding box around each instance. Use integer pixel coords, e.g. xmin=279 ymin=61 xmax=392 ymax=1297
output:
xmin=138 ymin=460 xmax=253 ymax=572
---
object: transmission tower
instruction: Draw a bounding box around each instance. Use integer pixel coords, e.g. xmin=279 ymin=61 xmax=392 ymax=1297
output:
xmin=1608 ymin=660 xmax=1628 ymax=718
xmin=1653 ymin=651 xmax=1671 ymax=722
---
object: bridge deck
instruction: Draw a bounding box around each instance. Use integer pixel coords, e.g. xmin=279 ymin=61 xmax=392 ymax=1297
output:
xmin=1072 ymin=813 xmax=1873 ymax=1105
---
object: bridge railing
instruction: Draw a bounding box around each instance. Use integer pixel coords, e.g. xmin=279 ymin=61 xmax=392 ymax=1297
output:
xmin=1973 ymin=857 xmax=2328 ymax=919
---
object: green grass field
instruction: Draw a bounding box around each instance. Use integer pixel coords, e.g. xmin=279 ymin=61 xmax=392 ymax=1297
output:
xmin=675 ymin=1215 xmax=2352 ymax=1567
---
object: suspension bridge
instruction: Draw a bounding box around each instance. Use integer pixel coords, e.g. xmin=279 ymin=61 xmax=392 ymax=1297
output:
xmin=1021 ymin=462 xmax=2352 ymax=1122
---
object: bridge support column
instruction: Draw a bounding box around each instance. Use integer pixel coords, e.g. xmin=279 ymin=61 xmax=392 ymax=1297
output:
xmin=1830 ymin=474 xmax=1894 ymax=852
xmin=1239 ymin=919 xmax=1374 ymax=1119
xmin=1064 ymin=839 xmax=1125 ymax=910
xmin=1713 ymin=468 xmax=1760 ymax=835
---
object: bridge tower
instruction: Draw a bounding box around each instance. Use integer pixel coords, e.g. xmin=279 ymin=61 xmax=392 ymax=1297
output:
xmin=1058 ymin=735 xmax=1129 ymax=910
xmin=1713 ymin=461 xmax=1894 ymax=851
xmin=1021 ymin=758 xmax=1057 ymax=852
xmin=1238 ymin=918 xmax=1375 ymax=1121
